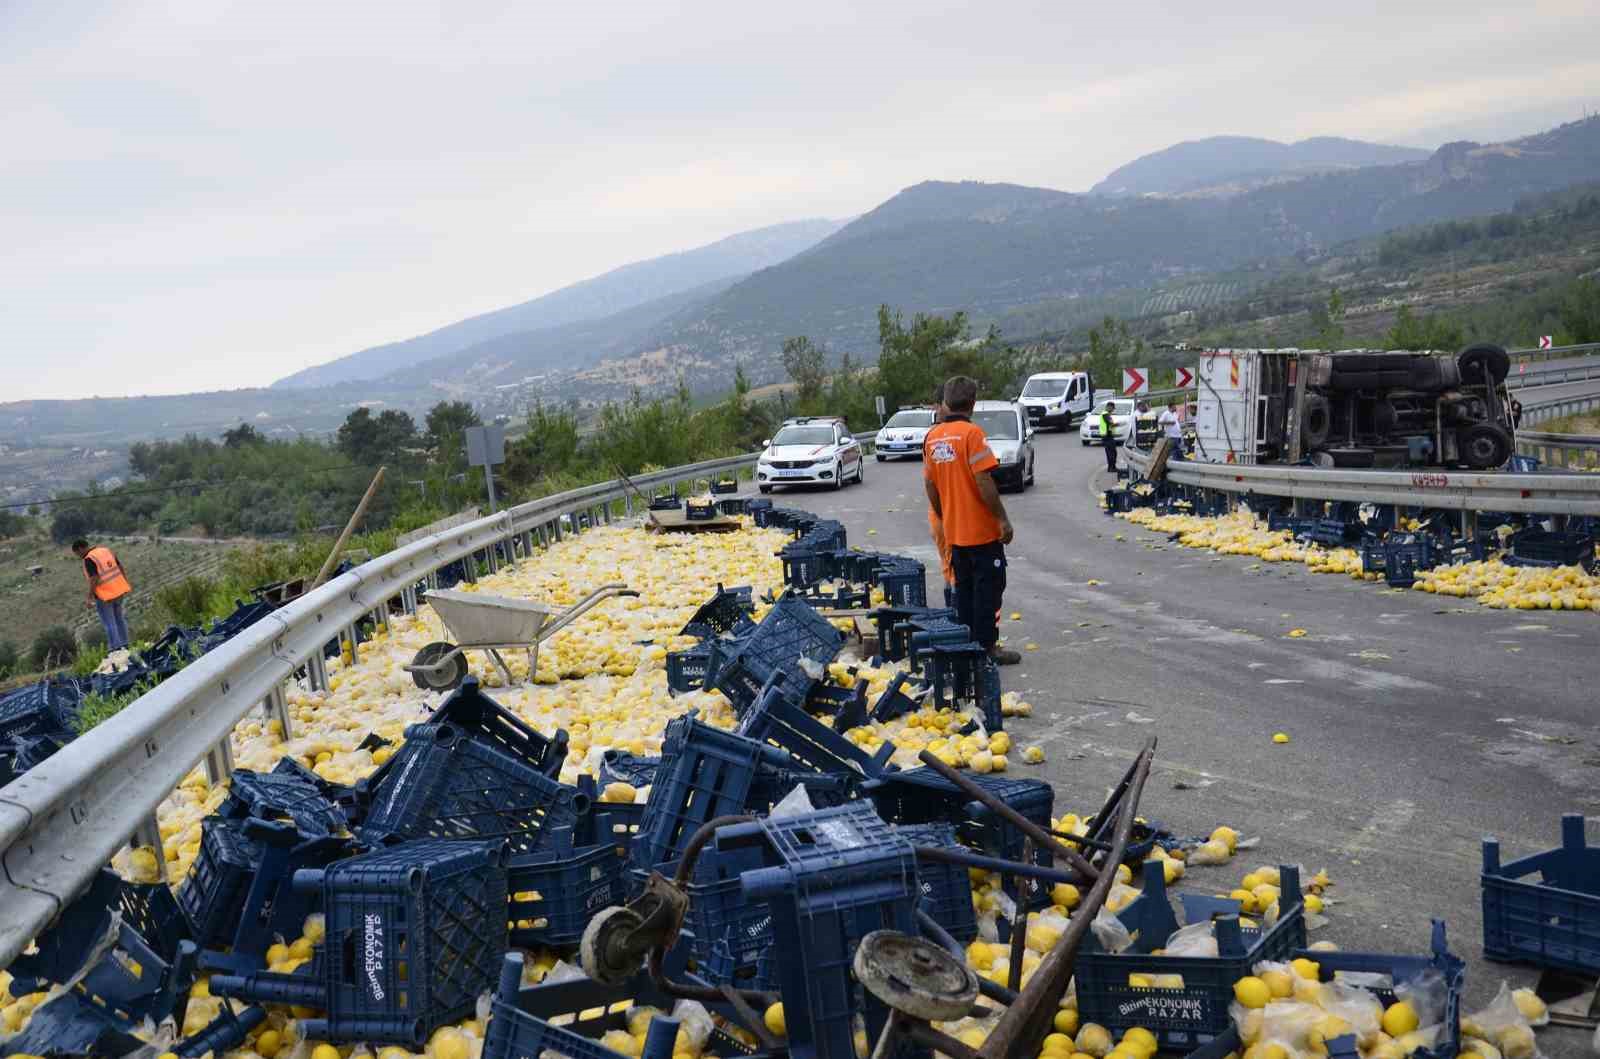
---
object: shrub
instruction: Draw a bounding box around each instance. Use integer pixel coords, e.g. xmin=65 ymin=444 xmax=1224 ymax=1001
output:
xmin=31 ymin=626 xmax=78 ymax=671
xmin=0 ymin=639 xmax=18 ymax=678
xmin=155 ymin=576 xmax=214 ymax=627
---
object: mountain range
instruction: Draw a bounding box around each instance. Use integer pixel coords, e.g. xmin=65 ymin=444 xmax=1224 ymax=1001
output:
xmin=1089 ymin=135 xmax=1431 ymax=196
xmin=333 ymin=116 xmax=1599 ymax=398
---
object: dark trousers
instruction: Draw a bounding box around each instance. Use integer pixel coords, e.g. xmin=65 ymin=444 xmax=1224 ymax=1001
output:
xmin=1103 ymin=436 xmax=1118 ymax=471
xmin=951 ymin=541 xmax=1006 ymax=648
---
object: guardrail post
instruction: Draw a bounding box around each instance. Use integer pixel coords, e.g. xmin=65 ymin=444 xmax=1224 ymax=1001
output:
xmin=307 ymin=649 xmax=329 ymax=692
xmin=263 ymin=684 xmax=293 ymax=741
xmin=344 ymin=624 xmax=361 ymax=664
xmin=132 ymin=815 xmax=167 ymax=882
xmin=624 ymin=493 xmax=633 ymax=516
xmin=486 ymin=542 xmax=499 ymax=575
xmin=204 ymin=735 xmax=234 ymax=786
xmin=463 ymin=555 xmax=478 ymax=584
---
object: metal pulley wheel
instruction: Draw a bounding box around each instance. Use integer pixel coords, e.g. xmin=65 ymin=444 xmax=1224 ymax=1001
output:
xmin=580 ymin=905 xmax=646 ymax=985
xmin=409 ymin=641 xmax=466 ymax=691
xmin=853 ymin=930 xmax=979 ymax=1022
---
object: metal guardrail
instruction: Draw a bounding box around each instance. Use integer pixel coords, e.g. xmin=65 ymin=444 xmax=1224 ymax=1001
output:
xmin=0 ymin=453 xmax=760 ymax=970
xmin=1516 ymin=377 xmax=1600 ymax=468
xmin=1122 ymin=447 xmax=1600 ymax=515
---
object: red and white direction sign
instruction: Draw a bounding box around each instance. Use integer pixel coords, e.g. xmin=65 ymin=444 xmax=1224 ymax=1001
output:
xmin=1538 ymin=335 xmax=1553 ymax=350
xmin=1175 ymin=366 xmax=1195 ymax=388
xmin=1121 ymin=367 xmax=1149 ymax=395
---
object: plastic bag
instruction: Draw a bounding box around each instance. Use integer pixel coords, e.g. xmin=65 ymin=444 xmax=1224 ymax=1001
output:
xmin=1318 ymin=981 xmax=1383 ymax=1046
xmin=1258 ymin=1000 xmax=1326 ymax=1052
xmin=1188 ymin=839 xmax=1232 ymax=865
xmin=671 ymin=998 xmax=715 ymax=1050
xmin=769 ymin=782 xmax=816 ymax=820
xmin=1164 ymin=921 xmax=1218 ymax=958
xmin=1395 ymin=966 xmax=1447 ymax=1033
xmin=1091 ymin=907 xmax=1133 ymax=954
xmin=1464 ymin=981 xmax=1541 ymax=1059
xmin=1026 ymin=909 xmax=1069 ymax=953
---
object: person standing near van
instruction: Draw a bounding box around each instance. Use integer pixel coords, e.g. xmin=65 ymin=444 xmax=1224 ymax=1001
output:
xmin=924 ymin=376 xmax=1020 ymax=665
xmin=73 ymin=538 xmax=132 ymax=651
xmin=1097 ymin=402 xmax=1119 ymax=472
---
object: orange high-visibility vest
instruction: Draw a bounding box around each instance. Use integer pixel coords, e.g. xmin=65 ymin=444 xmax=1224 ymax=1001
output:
xmin=84 ymin=546 xmax=132 ymax=601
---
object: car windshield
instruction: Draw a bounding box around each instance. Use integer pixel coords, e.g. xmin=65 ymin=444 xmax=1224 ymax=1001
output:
xmin=973 ymin=409 xmax=1020 ymax=440
xmin=1022 ymin=378 xmax=1069 ymax=398
xmin=1106 ymin=401 xmax=1135 ymax=416
xmin=885 ymin=410 xmax=932 ymax=428
xmin=772 ymin=426 xmax=836 ymax=447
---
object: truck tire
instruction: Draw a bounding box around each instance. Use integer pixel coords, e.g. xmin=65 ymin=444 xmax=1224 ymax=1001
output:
xmin=1458 ymin=423 xmax=1512 ymax=469
xmin=1458 ymin=344 xmax=1510 ymax=385
xmin=1303 ymin=395 xmax=1332 ymax=448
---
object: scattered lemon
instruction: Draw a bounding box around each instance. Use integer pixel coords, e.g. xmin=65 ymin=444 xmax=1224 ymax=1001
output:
xmin=1272 ymin=732 xmax=1290 ymax=744
xmin=1054 ymin=1008 xmax=1080 ymax=1036
xmin=1380 ymin=1001 xmax=1419 ymax=1037
xmin=1233 ymin=976 xmax=1271 ymax=1009
xmin=765 ymin=1002 xmax=786 ymax=1037
xmin=1290 ymin=958 xmax=1320 ymax=980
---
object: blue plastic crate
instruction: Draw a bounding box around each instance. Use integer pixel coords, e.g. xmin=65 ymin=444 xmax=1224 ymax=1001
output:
xmin=481 ymin=953 xmax=771 ymax=1059
xmin=598 ymin=750 xmax=661 ymax=789
xmin=730 ymin=802 xmax=918 ymax=1059
xmin=685 ymin=497 xmax=719 ymax=521
xmin=1483 ymin=813 xmax=1600 ymax=975
xmin=711 ymin=596 xmax=845 ymax=713
xmin=869 ymin=671 xmax=925 ymax=723
xmin=221 ymin=766 xmax=349 ymax=837
xmin=680 ymin=583 xmax=756 ymax=637
xmin=418 ymin=677 xmax=570 ymax=778
xmin=682 ymin=842 xmax=774 ymax=969
xmin=0 ymin=677 xmax=81 ymax=742
xmin=1509 ymin=454 xmax=1541 ymax=473
xmin=699 ymin=936 xmax=780 ymax=995
xmin=508 ymin=829 xmax=627 ymax=948
xmin=876 ymin=560 xmax=928 ymax=607
xmin=1506 ymin=527 xmax=1597 ymax=573
xmin=897 ymin=822 xmax=978 ymax=943
xmin=863 ymin=766 xmax=1052 ymax=908
xmin=177 ymin=817 xmax=262 ymax=948
xmin=211 ymin=839 xmax=510 ymax=1048
xmin=873 ymin=606 xmax=957 ymax=663
xmin=629 ymin=713 xmax=788 ymax=871
xmin=1075 ymin=861 xmax=1306 ymax=1052
xmin=749 ymin=763 xmax=855 ymax=812
xmin=736 ymin=670 xmax=895 ymax=780
xmin=666 ymin=641 xmax=716 ymax=694
xmin=924 ymin=642 xmax=1003 ymax=731
xmin=906 ymin=616 xmax=973 ymax=673
xmin=1383 ymin=532 xmax=1438 ymax=587
xmin=360 ymin=719 xmax=588 ymax=854
xmin=1300 ymin=920 xmax=1463 ymax=1059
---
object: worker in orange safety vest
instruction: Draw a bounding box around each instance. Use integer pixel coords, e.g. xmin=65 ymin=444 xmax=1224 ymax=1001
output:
xmin=73 ymin=538 xmax=133 ymax=651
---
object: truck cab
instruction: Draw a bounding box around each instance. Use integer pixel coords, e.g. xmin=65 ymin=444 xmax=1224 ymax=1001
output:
xmin=1017 ymin=372 xmax=1093 ymax=430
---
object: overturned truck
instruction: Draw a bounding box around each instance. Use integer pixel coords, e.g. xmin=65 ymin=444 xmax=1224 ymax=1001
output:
xmin=1190 ymin=344 xmax=1515 ymax=470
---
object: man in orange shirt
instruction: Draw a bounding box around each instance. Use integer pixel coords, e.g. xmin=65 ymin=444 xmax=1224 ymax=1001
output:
xmin=924 ymin=376 xmax=1019 ymax=665
xmin=73 ymin=537 xmax=133 ymax=651
xmin=925 ymin=384 xmax=956 ymax=595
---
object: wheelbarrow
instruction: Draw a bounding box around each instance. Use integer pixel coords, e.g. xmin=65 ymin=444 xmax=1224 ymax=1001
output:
xmin=406 ymin=583 xmax=638 ymax=690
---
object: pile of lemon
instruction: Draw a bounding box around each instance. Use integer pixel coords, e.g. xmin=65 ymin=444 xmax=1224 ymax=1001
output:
xmin=3 ymin=517 xmax=1055 ymax=1058
xmin=1119 ymin=508 xmax=1599 ymax=610
xmin=1415 ymin=558 xmax=1599 ymax=610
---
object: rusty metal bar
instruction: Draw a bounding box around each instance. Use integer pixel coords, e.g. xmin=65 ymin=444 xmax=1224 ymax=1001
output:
xmin=915 ymin=750 xmax=1100 ymax=882
xmin=977 ymin=736 xmax=1156 ymax=1059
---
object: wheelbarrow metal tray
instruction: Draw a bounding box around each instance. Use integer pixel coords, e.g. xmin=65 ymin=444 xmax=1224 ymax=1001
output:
xmin=424 ymin=589 xmax=560 ymax=645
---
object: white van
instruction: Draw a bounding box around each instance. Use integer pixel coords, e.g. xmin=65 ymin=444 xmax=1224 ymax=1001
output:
xmin=1017 ymin=372 xmax=1093 ymax=430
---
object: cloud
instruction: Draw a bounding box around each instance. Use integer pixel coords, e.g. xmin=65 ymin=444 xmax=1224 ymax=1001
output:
xmin=2 ymin=0 xmax=1597 ymax=399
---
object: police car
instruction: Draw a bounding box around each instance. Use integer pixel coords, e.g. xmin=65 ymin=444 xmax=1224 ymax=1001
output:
xmin=872 ymin=407 xmax=936 ymax=460
xmin=756 ymin=417 xmax=866 ymax=493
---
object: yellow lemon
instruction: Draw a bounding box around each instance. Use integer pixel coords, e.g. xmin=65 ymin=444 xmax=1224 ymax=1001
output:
xmin=1380 ymin=1001 xmax=1419 ymax=1037
xmin=1511 ymin=987 xmax=1546 ymax=1023
xmin=765 ymin=1002 xmax=786 ymax=1037
xmin=1052 ymin=883 xmax=1081 ymax=908
xmin=255 ymin=1030 xmax=283 ymax=1058
xmin=1260 ymin=968 xmax=1294 ymax=998
xmin=1233 ymin=976 xmax=1271 ymax=1009
xmin=310 ymin=1046 xmax=341 ymax=1059
xmin=1075 ymin=1022 xmax=1113 ymax=1057
xmin=1290 ymin=958 xmax=1320 ymax=980
xmin=1054 ymin=1008 xmax=1080 ymax=1036
xmin=1211 ymin=826 xmax=1239 ymax=852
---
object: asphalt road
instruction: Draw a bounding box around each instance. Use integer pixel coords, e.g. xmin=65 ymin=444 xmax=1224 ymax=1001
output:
xmin=778 ymin=433 xmax=1598 ymax=1053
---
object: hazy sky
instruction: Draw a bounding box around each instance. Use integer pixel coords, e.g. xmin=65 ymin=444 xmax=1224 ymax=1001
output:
xmin=5 ymin=1 xmax=1596 ymax=401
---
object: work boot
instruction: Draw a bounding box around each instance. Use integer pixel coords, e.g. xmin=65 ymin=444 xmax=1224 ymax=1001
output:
xmin=988 ymin=645 xmax=1022 ymax=666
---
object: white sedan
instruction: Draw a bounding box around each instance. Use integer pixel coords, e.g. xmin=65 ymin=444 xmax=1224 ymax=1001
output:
xmin=756 ymin=420 xmax=866 ymax=492
xmin=873 ymin=408 xmax=936 ymax=460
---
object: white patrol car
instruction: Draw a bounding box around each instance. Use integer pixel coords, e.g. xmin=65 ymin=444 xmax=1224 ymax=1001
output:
xmin=873 ymin=407 xmax=936 ymax=460
xmin=756 ymin=417 xmax=866 ymax=493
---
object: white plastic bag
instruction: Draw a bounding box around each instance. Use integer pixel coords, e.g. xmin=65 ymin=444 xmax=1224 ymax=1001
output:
xmin=1164 ymin=921 xmax=1218 ymax=958
xmin=1091 ymin=907 xmax=1134 ymax=954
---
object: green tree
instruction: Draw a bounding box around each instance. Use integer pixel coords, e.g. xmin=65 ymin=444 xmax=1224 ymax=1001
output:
xmin=50 ymin=503 xmax=94 ymax=544
xmin=425 ymin=401 xmax=483 ymax=464
xmin=1307 ymin=288 xmax=1347 ymax=348
xmin=336 ymin=407 xmax=381 ymax=463
xmin=1558 ymin=277 xmax=1600 ymax=344
xmin=1080 ymin=316 xmax=1143 ymax=394
xmin=1386 ymin=306 xmax=1465 ymax=351
xmin=222 ymin=422 xmax=263 ymax=448
xmin=0 ymin=639 xmax=18 ymax=678
xmin=0 ymin=510 xmax=25 ymax=539
xmin=505 ymin=403 xmax=582 ymax=486
xmin=781 ymin=336 xmax=828 ymax=404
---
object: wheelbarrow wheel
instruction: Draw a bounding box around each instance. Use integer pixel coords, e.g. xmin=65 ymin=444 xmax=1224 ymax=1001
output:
xmin=411 ymin=641 xmax=466 ymax=691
